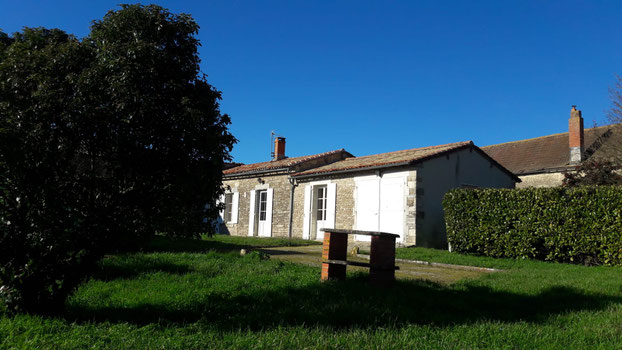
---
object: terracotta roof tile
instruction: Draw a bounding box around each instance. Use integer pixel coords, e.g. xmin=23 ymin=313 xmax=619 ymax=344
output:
xmin=482 ymin=123 xmax=622 ymax=175
xmin=293 ymin=141 xmax=473 ymax=177
xmin=223 ymin=149 xmax=348 ymax=176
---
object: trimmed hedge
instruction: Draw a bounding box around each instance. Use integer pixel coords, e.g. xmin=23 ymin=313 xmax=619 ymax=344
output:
xmin=443 ymin=186 xmax=622 ymax=266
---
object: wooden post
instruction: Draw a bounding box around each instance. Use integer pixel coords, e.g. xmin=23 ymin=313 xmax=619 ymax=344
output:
xmin=369 ymin=234 xmax=396 ymax=285
xmin=321 ymin=231 xmax=347 ymax=281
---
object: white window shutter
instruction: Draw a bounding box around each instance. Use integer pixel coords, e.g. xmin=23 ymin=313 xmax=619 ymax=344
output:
xmin=265 ymin=188 xmax=274 ymax=237
xmin=218 ymin=194 xmax=225 ymax=221
xmin=231 ymin=192 xmax=239 ymax=224
xmin=326 ymin=183 xmax=337 ymax=229
xmin=302 ymin=185 xmax=311 ymax=239
xmin=248 ymin=190 xmax=256 ymax=236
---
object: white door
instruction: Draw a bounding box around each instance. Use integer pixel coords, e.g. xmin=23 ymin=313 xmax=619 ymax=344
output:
xmin=379 ymin=176 xmax=405 ymax=243
xmin=256 ymin=190 xmax=270 ymax=237
xmin=355 ymin=177 xmax=379 ymax=242
xmin=314 ymin=185 xmax=327 ymax=241
xmin=302 ymin=185 xmax=312 ymax=240
xmin=248 ymin=190 xmax=256 ymax=236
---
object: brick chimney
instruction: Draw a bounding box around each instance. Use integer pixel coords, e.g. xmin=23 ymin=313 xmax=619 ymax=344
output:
xmin=274 ymin=137 xmax=286 ymax=160
xmin=569 ymin=105 xmax=584 ymax=164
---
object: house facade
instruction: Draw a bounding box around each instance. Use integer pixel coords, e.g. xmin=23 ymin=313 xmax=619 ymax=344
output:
xmin=219 ymin=138 xmax=352 ymax=237
xmin=483 ymin=106 xmax=622 ymax=188
xmin=221 ymin=138 xmax=518 ymax=248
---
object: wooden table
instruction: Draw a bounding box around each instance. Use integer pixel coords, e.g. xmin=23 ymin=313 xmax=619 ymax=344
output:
xmin=320 ymin=228 xmax=399 ymax=285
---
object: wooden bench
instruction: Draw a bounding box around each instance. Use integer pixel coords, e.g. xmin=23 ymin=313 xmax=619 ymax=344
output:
xmin=320 ymin=228 xmax=400 ymax=285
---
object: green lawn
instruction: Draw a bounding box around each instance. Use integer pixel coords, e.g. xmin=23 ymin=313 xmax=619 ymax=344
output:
xmin=2 ymin=235 xmax=622 ymax=349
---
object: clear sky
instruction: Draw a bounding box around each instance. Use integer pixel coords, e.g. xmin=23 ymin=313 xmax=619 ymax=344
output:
xmin=2 ymin=1 xmax=621 ymax=164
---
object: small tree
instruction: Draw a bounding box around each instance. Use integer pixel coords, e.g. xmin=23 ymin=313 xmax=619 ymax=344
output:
xmin=562 ymin=159 xmax=622 ymax=187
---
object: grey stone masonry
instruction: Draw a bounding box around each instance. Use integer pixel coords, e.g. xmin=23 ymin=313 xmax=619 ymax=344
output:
xmin=222 ymin=173 xmax=292 ymax=237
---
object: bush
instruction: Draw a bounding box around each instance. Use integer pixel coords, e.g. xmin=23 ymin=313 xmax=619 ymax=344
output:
xmin=443 ymin=187 xmax=622 ymax=266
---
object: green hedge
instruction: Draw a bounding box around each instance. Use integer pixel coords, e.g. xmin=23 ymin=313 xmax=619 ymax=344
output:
xmin=443 ymin=186 xmax=622 ymax=266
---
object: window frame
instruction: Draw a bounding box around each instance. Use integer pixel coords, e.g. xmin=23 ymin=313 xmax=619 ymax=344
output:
xmin=316 ymin=185 xmax=327 ymax=221
xmin=258 ymin=190 xmax=268 ymax=221
xmin=224 ymin=193 xmax=233 ymax=223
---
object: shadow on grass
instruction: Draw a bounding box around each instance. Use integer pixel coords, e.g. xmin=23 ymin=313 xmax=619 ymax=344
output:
xmin=91 ymin=255 xmax=193 ymax=281
xmin=67 ymin=274 xmax=622 ymax=329
xmin=144 ymin=235 xmax=317 ymax=254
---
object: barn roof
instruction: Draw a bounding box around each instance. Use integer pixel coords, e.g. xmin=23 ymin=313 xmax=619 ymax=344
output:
xmin=482 ymin=123 xmax=622 ymax=175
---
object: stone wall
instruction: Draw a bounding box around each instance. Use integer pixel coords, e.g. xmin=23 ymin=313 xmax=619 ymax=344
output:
xmin=222 ymin=173 xmax=292 ymax=237
xmin=291 ymin=176 xmax=356 ymax=239
xmin=516 ymin=172 xmax=564 ymax=188
xmin=405 ymin=170 xmax=418 ymax=246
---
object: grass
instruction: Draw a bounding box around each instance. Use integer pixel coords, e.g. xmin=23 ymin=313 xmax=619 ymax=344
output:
xmin=2 ymin=235 xmax=622 ymax=349
xmin=393 ymin=246 xmax=542 ymax=269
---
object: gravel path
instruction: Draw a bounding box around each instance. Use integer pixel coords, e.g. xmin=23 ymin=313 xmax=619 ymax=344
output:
xmin=259 ymin=245 xmax=494 ymax=284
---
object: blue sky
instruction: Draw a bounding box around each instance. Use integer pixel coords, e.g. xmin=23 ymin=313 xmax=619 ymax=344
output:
xmin=2 ymin=1 xmax=621 ymax=164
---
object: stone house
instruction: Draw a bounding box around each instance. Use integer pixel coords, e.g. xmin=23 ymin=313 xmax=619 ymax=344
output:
xmin=483 ymin=106 xmax=622 ymax=188
xmin=221 ymin=138 xmax=518 ymax=248
xmin=219 ymin=138 xmax=352 ymax=237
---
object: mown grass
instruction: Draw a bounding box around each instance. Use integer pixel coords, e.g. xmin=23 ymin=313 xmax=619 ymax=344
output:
xmin=2 ymin=236 xmax=622 ymax=349
xmin=393 ymin=246 xmax=544 ymax=269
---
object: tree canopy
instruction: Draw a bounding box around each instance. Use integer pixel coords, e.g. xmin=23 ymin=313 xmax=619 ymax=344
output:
xmin=0 ymin=4 xmax=235 ymax=313
xmin=562 ymin=159 xmax=622 ymax=187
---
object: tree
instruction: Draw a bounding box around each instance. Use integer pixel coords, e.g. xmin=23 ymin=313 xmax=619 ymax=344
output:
xmin=0 ymin=5 xmax=235 ymax=313
xmin=81 ymin=4 xmax=235 ymax=239
xmin=0 ymin=28 xmax=100 ymax=314
xmin=608 ymin=74 xmax=622 ymax=124
xmin=562 ymin=159 xmax=622 ymax=187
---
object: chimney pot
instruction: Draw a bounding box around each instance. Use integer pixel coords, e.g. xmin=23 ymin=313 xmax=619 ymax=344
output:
xmin=569 ymin=106 xmax=584 ymax=164
xmin=274 ymin=137 xmax=286 ymax=160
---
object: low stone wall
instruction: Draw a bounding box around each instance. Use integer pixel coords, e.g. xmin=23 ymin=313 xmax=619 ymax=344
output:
xmin=517 ymin=172 xmax=564 ymax=188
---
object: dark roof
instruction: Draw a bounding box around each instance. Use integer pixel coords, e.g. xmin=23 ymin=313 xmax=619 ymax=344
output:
xmin=223 ymin=162 xmax=244 ymax=170
xmin=223 ymin=149 xmax=349 ymax=176
xmin=293 ymin=141 xmax=475 ymax=177
xmin=482 ymin=123 xmax=622 ymax=175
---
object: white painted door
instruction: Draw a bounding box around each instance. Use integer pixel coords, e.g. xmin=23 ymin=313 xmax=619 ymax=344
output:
xmin=379 ymin=176 xmax=405 ymax=243
xmin=248 ymin=190 xmax=256 ymax=236
xmin=302 ymin=185 xmax=312 ymax=240
xmin=314 ymin=186 xmax=327 ymax=241
xmin=355 ymin=177 xmax=379 ymax=242
xmin=256 ymin=190 xmax=269 ymax=237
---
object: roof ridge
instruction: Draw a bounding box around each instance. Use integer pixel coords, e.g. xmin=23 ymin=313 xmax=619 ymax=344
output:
xmin=292 ymin=141 xmax=474 ymax=177
xmin=223 ymin=148 xmax=349 ymax=175
xmin=287 ymin=148 xmax=348 ymax=165
xmin=352 ymin=141 xmax=472 ymax=159
xmin=482 ymin=123 xmax=621 ymax=149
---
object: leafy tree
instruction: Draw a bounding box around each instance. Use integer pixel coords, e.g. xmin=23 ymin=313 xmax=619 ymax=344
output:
xmin=80 ymin=4 xmax=235 ymax=239
xmin=0 ymin=28 xmax=99 ymax=314
xmin=0 ymin=5 xmax=235 ymax=313
xmin=562 ymin=159 xmax=622 ymax=187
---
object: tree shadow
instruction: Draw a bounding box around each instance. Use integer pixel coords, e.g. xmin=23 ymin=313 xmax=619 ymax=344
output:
xmin=67 ymin=274 xmax=622 ymax=330
xmin=91 ymin=254 xmax=193 ymax=281
xmin=144 ymin=235 xmax=317 ymax=254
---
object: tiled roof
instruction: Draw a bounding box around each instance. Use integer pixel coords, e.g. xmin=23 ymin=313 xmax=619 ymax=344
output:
xmin=482 ymin=123 xmax=622 ymax=175
xmin=293 ymin=141 xmax=473 ymax=177
xmin=223 ymin=149 xmax=348 ymax=176
xmin=223 ymin=162 xmax=244 ymax=170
